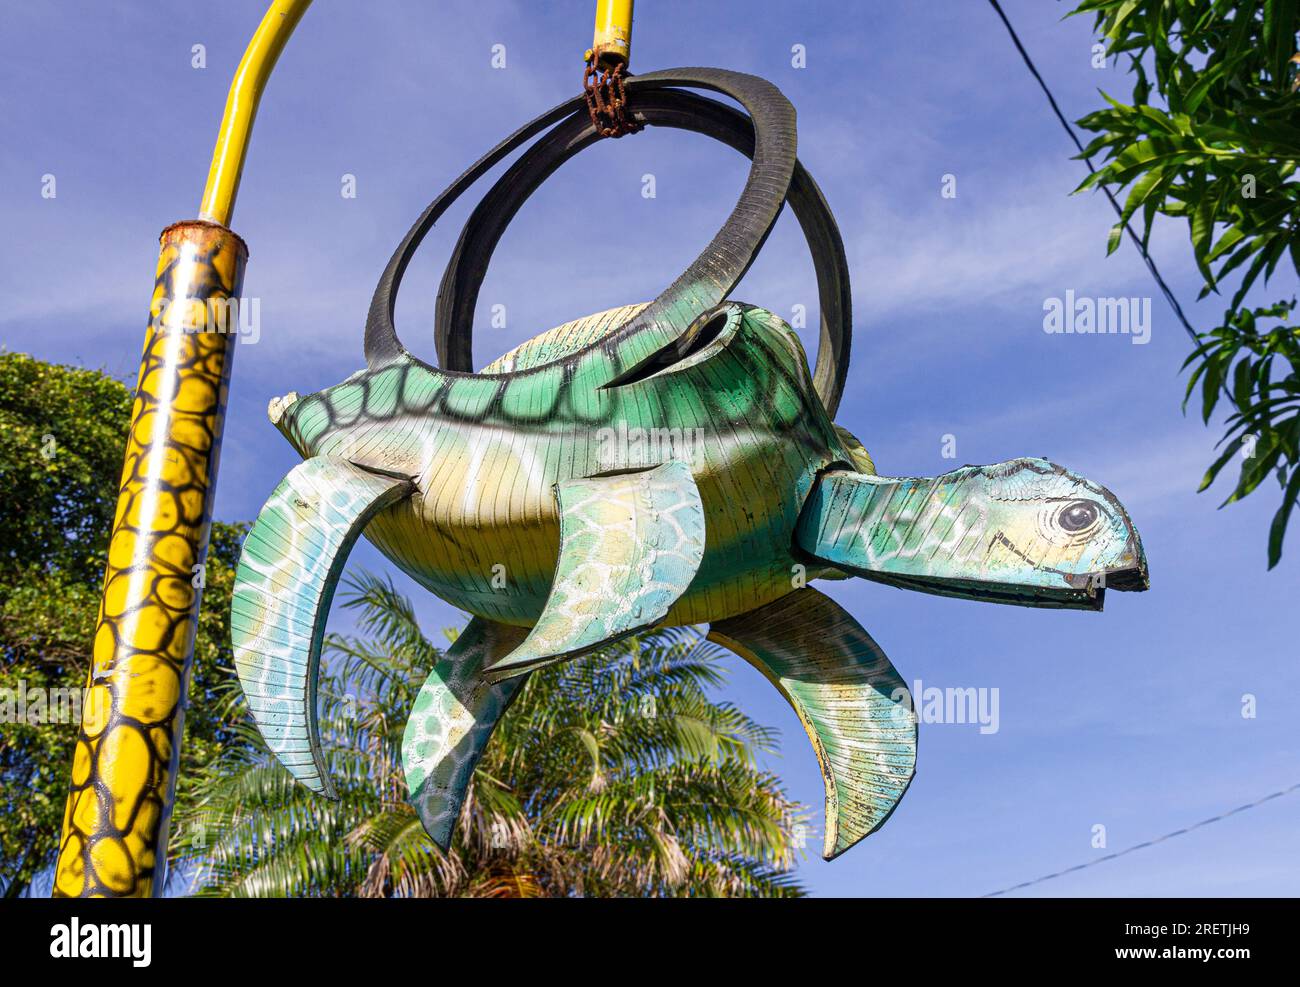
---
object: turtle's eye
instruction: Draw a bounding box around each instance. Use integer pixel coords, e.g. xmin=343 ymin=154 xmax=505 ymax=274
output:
xmin=1058 ymin=500 xmax=1099 ymax=532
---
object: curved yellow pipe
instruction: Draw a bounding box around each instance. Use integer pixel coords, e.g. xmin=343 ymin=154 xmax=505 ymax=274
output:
xmin=199 ymin=0 xmax=313 ymax=224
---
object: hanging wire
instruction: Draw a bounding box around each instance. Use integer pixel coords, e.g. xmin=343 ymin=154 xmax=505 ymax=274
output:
xmin=976 ymin=0 xmax=1300 ymax=900
xmin=983 ymin=780 xmax=1300 ymax=897
xmin=986 ymin=0 xmax=1200 ymax=344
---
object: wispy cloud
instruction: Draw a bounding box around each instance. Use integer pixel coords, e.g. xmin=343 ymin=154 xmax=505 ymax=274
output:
xmin=846 ymin=168 xmax=1192 ymax=323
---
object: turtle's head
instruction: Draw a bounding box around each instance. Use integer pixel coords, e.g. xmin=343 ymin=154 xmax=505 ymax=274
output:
xmin=798 ymin=457 xmax=1148 ymax=610
xmin=268 ymin=387 xmax=322 ymax=458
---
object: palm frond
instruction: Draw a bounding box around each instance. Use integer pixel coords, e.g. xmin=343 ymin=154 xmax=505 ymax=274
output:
xmin=176 ymin=572 xmax=807 ymax=897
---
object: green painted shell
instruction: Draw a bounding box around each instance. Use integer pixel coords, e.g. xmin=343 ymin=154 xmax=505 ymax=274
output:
xmin=272 ymin=301 xmax=848 ymax=629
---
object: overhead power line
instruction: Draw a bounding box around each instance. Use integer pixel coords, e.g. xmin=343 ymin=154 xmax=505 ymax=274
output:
xmin=975 ymin=0 xmax=1291 ymax=901
xmin=983 ymin=779 xmax=1300 ymax=897
xmin=986 ymin=0 xmax=1200 ymax=344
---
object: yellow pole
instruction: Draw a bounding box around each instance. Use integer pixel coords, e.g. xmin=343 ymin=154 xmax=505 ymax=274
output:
xmin=201 ymin=0 xmax=312 ymax=225
xmin=588 ymin=0 xmax=634 ymax=68
xmin=53 ymin=0 xmax=312 ymax=898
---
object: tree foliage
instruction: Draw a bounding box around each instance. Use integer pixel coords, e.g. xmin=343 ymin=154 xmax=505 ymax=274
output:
xmin=1071 ymin=0 xmax=1300 ymax=565
xmin=177 ymin=572 xmax=807 ymax=898
xmin=0 ymin=352 xmax=246 ymax=895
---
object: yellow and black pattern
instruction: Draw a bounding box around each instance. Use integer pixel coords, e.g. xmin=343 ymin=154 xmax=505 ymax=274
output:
xmin=54 ymin=221 xmax=247 ymax=897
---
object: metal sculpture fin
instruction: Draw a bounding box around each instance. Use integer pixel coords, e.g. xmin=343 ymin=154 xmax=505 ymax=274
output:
xmin=401 ymin=618 xmax=529 ymax=848
xmin=483 ymin=460 xmax=706 ymax=682
xmin=709 ymin=589 xmax=917 ymax=860
xmin=231 ymin=457 xmax=415 ymax=798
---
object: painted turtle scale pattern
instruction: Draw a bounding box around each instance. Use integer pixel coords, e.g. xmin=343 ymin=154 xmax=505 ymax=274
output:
xmin=272 ymin=301 xmax=842 ymax=630
xmin=231 ymin=68 xmax=1149 ymax=861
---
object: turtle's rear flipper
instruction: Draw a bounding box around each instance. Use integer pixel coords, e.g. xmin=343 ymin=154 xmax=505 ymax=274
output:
xmin=482 ymin=460 xmax=706 ymax=683
xmin=231 ymin=457 xmax=414 ymax=798
xmin=709 ymin=589 xmax=916 ymax=860
xmin=402 ymin=618 xmax=529 ymax=848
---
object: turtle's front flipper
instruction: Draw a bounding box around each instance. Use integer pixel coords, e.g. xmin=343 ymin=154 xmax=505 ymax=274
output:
xmin=483 ymin=460 xmax=706 ymax=683
xmin=232 ymin=458 xmax=414 ymax=798
xmin=709 ymin=589 xmax=916 ymax=860
xmin=402 ymin=618 xmax=528 ymax=848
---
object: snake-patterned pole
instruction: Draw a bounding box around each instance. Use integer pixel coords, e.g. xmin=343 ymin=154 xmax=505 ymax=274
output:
xmin=53 ymin=0 xmax=312 ymax=898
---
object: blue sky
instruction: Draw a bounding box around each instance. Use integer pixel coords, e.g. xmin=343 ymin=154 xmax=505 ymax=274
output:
xmin=2 ymin=0 xmax=1297 ymax=897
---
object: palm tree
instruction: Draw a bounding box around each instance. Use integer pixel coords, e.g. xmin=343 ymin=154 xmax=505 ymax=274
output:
xmin=173 ymin=572 xmax=807 ymax=897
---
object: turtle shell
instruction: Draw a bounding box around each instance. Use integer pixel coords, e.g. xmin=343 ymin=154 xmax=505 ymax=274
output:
xmin=481 ymin=303 xmax=650 ymax=373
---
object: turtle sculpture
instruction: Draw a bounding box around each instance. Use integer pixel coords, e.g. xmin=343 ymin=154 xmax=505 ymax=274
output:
xmin=231 ymin=69 xmax=1149 ymax=861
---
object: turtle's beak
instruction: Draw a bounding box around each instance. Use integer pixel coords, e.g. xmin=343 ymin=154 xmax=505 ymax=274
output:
xmin=1060 ymin=536 xmax=1148 ymax=611
xmin=1101 ymin=559 xmax=1149 ymax=592
xmin=1093 ymin=533 xmax=1149 ymax=593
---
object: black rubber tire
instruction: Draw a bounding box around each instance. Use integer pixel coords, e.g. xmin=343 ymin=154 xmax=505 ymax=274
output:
xmin=366 ymin=67 xmax=852 ymax=415
xmin=433 ymin=86 xmax=853 ymax=414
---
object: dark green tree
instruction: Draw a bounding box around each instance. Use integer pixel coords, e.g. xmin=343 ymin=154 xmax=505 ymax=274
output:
xmin=0 ymin=352 xmax=246 ymax=895
xmin=1072 ymin=0 xmax=1300 ymax=565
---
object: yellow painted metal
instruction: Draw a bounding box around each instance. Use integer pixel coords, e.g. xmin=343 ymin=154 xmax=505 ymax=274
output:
xmin=54 ymin=0 xmax=311 ymax=897
xmin=199 ymin=0 xmax=313 ymax=224
xmin=587 ymin=0 xmax=634 ymax=68
xmin=54 ymin=222 xmax=248 ymax=897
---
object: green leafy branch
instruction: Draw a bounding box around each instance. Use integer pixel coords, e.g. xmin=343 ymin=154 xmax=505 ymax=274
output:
xmin=1070 ymin=0 xmax=1300 ymax=565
